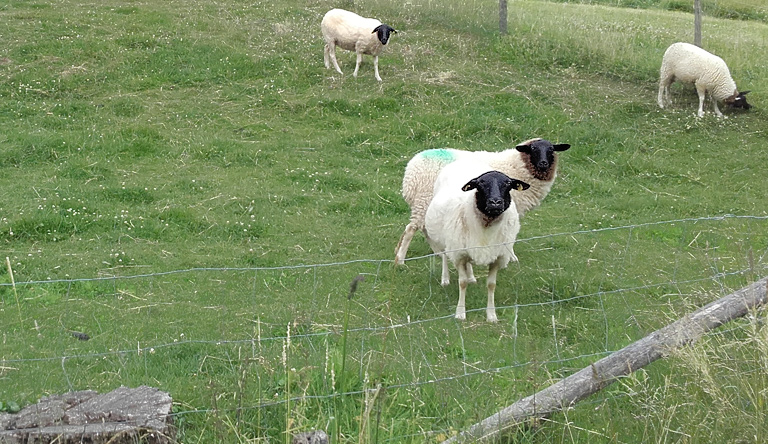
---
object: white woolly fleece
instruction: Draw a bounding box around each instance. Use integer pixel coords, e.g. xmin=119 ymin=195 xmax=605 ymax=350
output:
xmin=658 ymin=42 xmax=740 ymax=117
xmin=425 ymin=162 xmax=520 ymax=269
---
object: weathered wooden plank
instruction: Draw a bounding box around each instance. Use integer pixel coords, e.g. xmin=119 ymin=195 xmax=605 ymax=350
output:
xmin=443 ymin=277 xmax=768 ymax=444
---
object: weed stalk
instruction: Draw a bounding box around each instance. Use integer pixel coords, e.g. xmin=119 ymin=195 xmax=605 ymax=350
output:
xmin=6 ymin=257 xmax=23 ymax=328
xmin=334 ymin=274 xmax=364 ymax=444
xmin=283 ymin=322 xmax=292 ymax=444
xmin=257 ymin=317 xmax=262 ymax=439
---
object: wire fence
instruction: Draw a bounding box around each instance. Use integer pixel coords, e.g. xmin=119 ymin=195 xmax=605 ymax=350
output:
xmin=2 ymin=215 xmax=768 ymax=441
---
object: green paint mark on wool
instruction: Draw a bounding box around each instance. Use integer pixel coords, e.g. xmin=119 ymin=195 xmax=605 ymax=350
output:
xmin=419 ymin=149 xmax=455 ymax=163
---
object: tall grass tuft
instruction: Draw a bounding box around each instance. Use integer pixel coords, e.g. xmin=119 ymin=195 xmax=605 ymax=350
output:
xmin=283 ymin=322 xmax=292 ymax=444
xmin=5 ymin=257 xmax=23 ymax=329
xmin=332 ymin=275 xmax=365 ymax=443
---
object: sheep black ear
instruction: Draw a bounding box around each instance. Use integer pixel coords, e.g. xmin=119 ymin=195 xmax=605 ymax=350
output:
xmin=553 ymin=143 xmax=571 ymax=152
xmin=372 ymin=25 xmax=394 ymax=34
xmin=514 ymin=138 xmax=543 ymax=153
xmin=511 ymin=180 xmax=530 ymax=191
xmin=741 ymin=90 xmax=750 ymax=95
xmin=515 ymin=143 xmax=531 ymax=154
xmin=461 ymin=180 xmax=478 ymax=192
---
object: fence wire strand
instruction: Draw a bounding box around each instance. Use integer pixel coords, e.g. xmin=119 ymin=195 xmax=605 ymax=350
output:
xmin=2 ymin=215 xmax=768 ymax=442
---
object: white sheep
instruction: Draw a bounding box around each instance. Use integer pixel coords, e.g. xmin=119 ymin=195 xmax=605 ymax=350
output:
xmin=425 ymin=162 xmax=530 ymax=322
xmin=321 ymin=8 xmax=397 ymax=82
xmin=394 ymin=138 xmax=570 ymax=266
xmin=658 ymin=42 xmax=751 ymax=118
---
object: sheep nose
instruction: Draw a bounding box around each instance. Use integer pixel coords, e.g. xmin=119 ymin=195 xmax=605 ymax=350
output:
xmin=537 ymin=160 xmax=549 ymax=169
xmin=486 ymin=199 xmax=505 ymax=215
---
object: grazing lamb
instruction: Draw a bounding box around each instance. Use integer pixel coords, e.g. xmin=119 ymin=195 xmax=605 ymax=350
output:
xmin=321 ymin=8 xmax=397 ymax=82
xmin=394 ymin=138 xmax=570 ymax=266
xmin=658 ymin=42 xmax=751 ymax=118
xmin=425 ymin=162 xmax=530 ymax=322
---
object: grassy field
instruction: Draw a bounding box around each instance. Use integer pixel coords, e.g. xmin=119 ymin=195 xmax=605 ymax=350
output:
xmin=1 ymin=0 xmax=768 ymax=442
xmin=542 ymin=0 xmax=768 ymax=22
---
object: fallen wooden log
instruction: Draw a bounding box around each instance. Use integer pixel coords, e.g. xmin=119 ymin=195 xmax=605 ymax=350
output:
xmin=443 ymin=276 xmax=768 ymax=444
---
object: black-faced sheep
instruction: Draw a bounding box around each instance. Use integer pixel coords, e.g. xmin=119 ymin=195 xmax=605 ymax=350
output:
xmin=425 ymin=162 xmax=530 ymax=322
xmin=321 ymin=8 xmax=397 ymax=82
xmin=658 ymin=42 xmax=751 ymax=118
xmin=395 ymin=138 xmax=571 ymax=266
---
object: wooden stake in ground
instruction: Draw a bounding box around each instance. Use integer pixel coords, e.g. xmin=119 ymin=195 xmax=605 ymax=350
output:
xmin=499 ymin=0 xmax=508 ymax=35
xmin=442 ymin=277 xmax=768 ymax=444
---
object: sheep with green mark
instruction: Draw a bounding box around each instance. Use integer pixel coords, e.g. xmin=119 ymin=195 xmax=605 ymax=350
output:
xmin=394 ymin=138 xmax=571 ymax=267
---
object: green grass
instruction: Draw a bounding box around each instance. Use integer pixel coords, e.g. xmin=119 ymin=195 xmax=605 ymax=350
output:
xmin=541 ymin=0 xmax=768 ymax=23
xmin=1 ymin=0 xmax=768 ymax=442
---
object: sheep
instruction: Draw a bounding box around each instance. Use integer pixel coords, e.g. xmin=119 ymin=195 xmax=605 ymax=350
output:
xmin=321 ymin=8 xmax=397 ymax=82
xmin=394 ymin=138 xmax=571 ymax=266
xmin=424 ymin=162 xmax=530 ymax=322
xmin=658 ymin=42 xmax=751 ymax=118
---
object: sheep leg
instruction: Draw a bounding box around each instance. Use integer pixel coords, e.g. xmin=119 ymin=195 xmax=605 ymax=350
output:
xmin=328 ymin=42 xmax=343 ymax=75
xmin=324 ymin=44 xmax=331 ymax=69
xmin=440 ymin=254 xmax=451 ymax=286
xmin=455 ymin=258 xmax=472 ymax=320
xmin=394 ymin=222 xmax=418 ymax=265
xmin=657 ymin=78 xmax=671 ymax=108
xmin=396 ymin=196 xmax=432 ymax=264
xmin=711 ymin=96 xmax=724 ymax=118
xmin=485 ymin=259 xmax=503 ymax=323
xmin=466 ymin=263 xmax=476 ymax=284
xmin=373 ymin=55 xmax=382 ymax=82
xmin=353 ymin=52 xmax=362 ymax=78
xmin=461 ymin=262 xmax=473 ymax=290
xmin=695 ymin=83 xmax=707 ymax=117
xmin=423 ymin=235 xmax=451 ymax=285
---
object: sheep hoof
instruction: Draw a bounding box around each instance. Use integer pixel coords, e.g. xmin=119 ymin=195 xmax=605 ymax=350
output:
xmin=441 ymin=278 xmax=450 ymax=287
xmin=486 ymin=314 xmax=498 ymax=323
xmin=455 ymin=311 xmax=466 ymax=321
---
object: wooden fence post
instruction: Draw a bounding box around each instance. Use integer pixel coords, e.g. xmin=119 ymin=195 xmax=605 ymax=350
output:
xmin=499 ymin=0 xmax=508 ymax=35
xmin=694 ymin=0 xmax=702 ymax=47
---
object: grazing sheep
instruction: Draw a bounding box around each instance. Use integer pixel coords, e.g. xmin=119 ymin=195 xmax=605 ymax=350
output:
xmin=321 ymin=8 xmax=397 ymax=82
xmin=425 ymin=162 xmax=530 ymax=322
xmin=394 ymin=138 xmax=570 ymax=266
xmin=658 ymin=42 xmax=751 ymax=118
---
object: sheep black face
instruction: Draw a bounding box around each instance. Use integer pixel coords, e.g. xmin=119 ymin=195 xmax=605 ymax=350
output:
xmin=515 ymin=139 xmax=571 ymax=181
xmin=372 ymin=24 xmax=397 ymax=45
xmin=727 ymin=90 xmax=751 ymax=111
xmin=462 ymin=171 xmax=530 ymax=220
